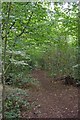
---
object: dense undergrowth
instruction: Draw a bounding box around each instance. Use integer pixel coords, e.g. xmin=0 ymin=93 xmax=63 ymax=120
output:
xmin=5 ymin=72 xmax=39 ymax=89
xmin=4 ymin=72 xmax=40 ymax=118
xmin=4 ymin=87 xmax=29 ymax=118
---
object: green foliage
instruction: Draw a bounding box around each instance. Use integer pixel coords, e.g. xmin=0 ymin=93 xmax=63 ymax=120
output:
xmin=4 ymin=88 xmax=30 ymax=118
xmin=5 ymin=72 xmax=39 ymax=89
xmin=2 ymin=2 xmax=79 ymax=84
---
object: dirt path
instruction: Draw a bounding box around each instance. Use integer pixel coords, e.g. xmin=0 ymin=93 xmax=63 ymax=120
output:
xmin=22 ymin=69 xmax=79 ymax=118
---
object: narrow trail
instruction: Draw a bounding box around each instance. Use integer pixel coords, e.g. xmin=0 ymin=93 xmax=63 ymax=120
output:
xmin=23 ymin=69 xmax=79 ymax=118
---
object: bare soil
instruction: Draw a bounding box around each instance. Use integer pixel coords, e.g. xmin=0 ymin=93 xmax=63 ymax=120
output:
xmin=21 ymin=69 xmax=79 ymax=118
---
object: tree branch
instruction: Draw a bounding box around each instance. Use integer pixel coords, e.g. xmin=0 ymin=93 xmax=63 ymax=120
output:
xmin=9 ymin=21 xmax=15 ymax=30
xmin=17 ymin=11 xmax=33 ymax=37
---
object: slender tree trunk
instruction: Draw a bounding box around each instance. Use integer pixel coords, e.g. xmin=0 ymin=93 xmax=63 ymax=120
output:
xmin=2 ymin=3 xmax=11 ymax=119
xmin=78 ymin=2 xmax=80 ymax=79
xmin=78 ymin=1 xmax=80 ymax=119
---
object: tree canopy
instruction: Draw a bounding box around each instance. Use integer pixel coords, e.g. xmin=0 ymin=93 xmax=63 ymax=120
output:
xmin=1 ymin=2 xmax=79 ymax=79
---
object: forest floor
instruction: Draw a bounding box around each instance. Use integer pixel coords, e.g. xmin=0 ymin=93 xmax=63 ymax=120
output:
xmin=20 ymin=69 xmax=79 ymax=118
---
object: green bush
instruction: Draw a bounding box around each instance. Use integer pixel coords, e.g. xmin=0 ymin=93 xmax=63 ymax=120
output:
xmin=4 ymin=88 xmax=30 ymax=119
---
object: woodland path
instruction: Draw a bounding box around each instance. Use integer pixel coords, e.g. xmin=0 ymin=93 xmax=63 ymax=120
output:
xmin=22 ymin=69 xmax=79 ymax=118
